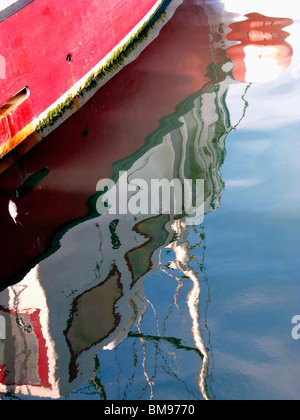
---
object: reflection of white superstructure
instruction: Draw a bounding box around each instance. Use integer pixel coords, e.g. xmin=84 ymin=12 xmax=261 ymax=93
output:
xmin=0 ymin=79 xmax=239 ymax=398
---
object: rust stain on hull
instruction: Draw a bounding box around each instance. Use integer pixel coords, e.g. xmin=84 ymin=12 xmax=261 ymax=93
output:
xmin=0 ymin=122 xmax=42 ymax=174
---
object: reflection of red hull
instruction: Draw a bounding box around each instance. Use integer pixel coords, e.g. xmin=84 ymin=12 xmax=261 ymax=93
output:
xmin=0 ymin=0 xmax=165 ymax=158
xmin=226 ymin=13 xmax=293 ymax=82
xmin=0 ymin=307 xmax=51 ymax=390
xmin=0 ymin=0 xmax=220 ymax=286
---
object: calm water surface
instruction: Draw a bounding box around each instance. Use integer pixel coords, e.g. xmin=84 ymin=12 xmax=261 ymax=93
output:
xmin=0 ymin=0 xmax=299 ymax=400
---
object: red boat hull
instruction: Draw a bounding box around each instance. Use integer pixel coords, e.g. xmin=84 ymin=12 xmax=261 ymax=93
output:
xmin=0 ymin=0 xmax=164 ymax=159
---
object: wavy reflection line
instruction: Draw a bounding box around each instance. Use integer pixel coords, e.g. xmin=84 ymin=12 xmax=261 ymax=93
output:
xmin=168 ymin=220 xmax=210 ymax=401
xmin=88 ymin=355 xmax=107 ymax=400
xmin=122 ymin=336 xmax=139 ymax=400
xmin=191 ymin=224 xmax=216 ymax=401
xmin=159 ymin=250 xmax=185 ymax=337
xmin=159 ymin=246 xmax=199 ymax=383
xmin=136 ymin=311 xmax=157 ymax=400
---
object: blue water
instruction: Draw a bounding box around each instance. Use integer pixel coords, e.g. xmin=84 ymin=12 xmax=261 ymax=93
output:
xmin=205 ymin=124 xmax=300 ymax=400
xmin=0 ymin=0 xmax=299 ymax=401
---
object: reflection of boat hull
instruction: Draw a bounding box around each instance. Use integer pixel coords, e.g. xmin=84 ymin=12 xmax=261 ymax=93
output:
xmin=0 ymin=54 xmax=237 ymax=401
xmin=0 ymin=0 xmax=236 ymax=398
xmin=0 ymin=0 xmax=169 ymax=160
xmin=0 ymin=0 xmax=218 ymax=287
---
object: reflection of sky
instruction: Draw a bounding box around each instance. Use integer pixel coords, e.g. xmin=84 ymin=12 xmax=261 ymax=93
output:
xmin=224 ymin=18 xmax=300 ymax=213
xmin=203 ymin=131 xmax=300 ymax=399
xmin=201 ymin=6 xmax=300 ymax=399
xmin=227 ymin=75 xmax=300 ymax=131
xmin=223 ymin=123 xmax=300 ymax=212
xmin=221 ymin=0 xmax=300 ymax=21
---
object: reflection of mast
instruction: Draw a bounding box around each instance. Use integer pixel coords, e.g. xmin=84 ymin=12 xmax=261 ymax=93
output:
xmin=166 ymin=220 xmax=210 ymax=401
